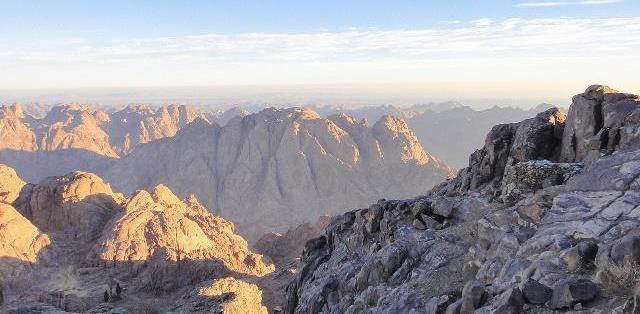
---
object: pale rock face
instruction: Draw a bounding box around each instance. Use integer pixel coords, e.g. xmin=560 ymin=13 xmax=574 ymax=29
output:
xmin=0 ymin=104 xmax=37 ymax=151
xmin=13 ymin=171 xmax=123 ymax=241
xmin=105 ymin=107 xmax=452 ymax=240
xmin=0 ymin=103 xmax=208 ymax=159
xmin=106 ymin=104 xmax=208 ymax=154
xmin=36 ymin=104 xmax=119 ymax=157
xmin=174 ymin=277 xmax=268 ymax=314
xmin=0 ymin=163 xmax=26 ymax=203
xmin=0 ymin=203 xmax=52 ymax=277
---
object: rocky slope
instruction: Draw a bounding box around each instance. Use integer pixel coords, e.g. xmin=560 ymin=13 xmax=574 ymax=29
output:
xmin=0 ymin=165 xmax=274 ymax=313
xmin=104 ymin=107 xmax=452 ymax=240
xmin=285 ymin=85 xmax=640 ymax=313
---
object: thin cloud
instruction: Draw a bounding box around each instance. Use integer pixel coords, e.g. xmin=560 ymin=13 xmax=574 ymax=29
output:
xmin=517 ymin=0 xmax=623 ymax=7
xmin=4 ymin=17 xmax=640 ymax=65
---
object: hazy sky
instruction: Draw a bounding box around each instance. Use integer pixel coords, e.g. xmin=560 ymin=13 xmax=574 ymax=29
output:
xmin=1 ymin=0 xmax=639 ymax=104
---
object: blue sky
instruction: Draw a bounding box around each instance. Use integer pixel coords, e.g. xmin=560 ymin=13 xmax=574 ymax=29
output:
xmin=1 ymin=0 xmax=639 ymax=103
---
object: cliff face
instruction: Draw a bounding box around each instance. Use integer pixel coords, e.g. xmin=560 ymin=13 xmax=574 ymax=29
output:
xmin=286 ymin=85 xmax=640 ymax=313
xmin=104 ymin=107 xmax=452 ymax=240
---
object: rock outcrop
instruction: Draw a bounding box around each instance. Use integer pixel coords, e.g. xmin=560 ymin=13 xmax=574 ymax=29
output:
xmin=285 ymin=85 xmax=640 ymax=313
xmin=13 ymin=171 xmax=123 ymax=241
xmin=173 ymin=277 xmax=268 ymax=314
xmin=560 ymin=85 xmax=640 ymax=162
xmin=87 ymin=185 xmax=274 ymax=292
xmin=0 ymin=165 xmax=274 ymax=312
xmin=0 ymin=203 xmax=52 ymax=278
xmin=104 ymin=107 xmax=452 ymax=240
xmin=0 ymin=164 xmax=25 ymax=204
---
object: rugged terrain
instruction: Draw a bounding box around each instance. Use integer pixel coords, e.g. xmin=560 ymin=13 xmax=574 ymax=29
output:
xmin=286 ymin=85 xmax=640 ymax=313
xmin=102 ymin=107 xmax=452 ymax=240
xmin=0 ymin=166 xmax=275 ymax=313
xmin=0 ymin=103 xmax=207 ymax=180
xmin=317 ymin=102 xmax=556 ymax=168
xmin=0 ymin=104 xmax=452 ymax=241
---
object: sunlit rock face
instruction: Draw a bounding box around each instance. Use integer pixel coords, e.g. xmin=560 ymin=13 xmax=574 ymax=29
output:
xmin=0 ymin=203 xmax=52 ymax=278
xmin=105 ymin=107 xmax=453 ymax=240
xmin=0 ymin=103 xmax=208 ymax=157
xmin=0 ymin=163 xmax=25 ymax=204
xmin=106 ymin=104 xmax=207 ymax=154
xmin=174 ymin=277 xmax=269 ymax=314
xmin=0 ymin=164 xmax=275 ymax=312
xmin=87 ymin=185 xmax=274 ymax=292
xmin=0 ymin=104 xmax=37 ymax=151
xmin=13 ymin=171 xmax=123 ymax=241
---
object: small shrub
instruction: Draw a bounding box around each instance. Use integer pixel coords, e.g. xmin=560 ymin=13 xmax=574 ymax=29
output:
xmin=607 ymin=261 xmax=640 ymax=291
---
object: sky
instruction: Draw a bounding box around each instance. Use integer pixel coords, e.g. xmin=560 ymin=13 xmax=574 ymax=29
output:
xmin=1 ymin=0 xmax=639 ymax=106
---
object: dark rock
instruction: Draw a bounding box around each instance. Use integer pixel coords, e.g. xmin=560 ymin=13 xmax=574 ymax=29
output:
xmin=445 ymin=299 xmax=462 ymax=314
xmin=432 ymin=196 xmax=455 ymax=218
xmin=460 ymin=280 xmax=486 ymax=313
xmin=494 ymin=287 xmax=524 ymax=313
xmin=521 ymin=278 xmax=553 ymax=304
xmin=550 ymin=279 xmax=599 ymax=309
xmin=610 ymin=235 xmax=640 ymax=266
xmin=420 ymin=214 xmax=443 ymax=230
xmin=412 ymin=218 xmax=426 ymax=230
xmin=560 ymin=85 xmax=640 ymax=162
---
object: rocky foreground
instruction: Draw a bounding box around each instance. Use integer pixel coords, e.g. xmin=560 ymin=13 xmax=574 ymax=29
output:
xmin=285 ymin=85 xmax=640 ymax=313
xmin=0 ymin=165 xmax=277 ymax=313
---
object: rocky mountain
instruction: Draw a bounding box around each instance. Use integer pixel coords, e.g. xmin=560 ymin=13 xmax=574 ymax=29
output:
xmin=285 ymin=85 xmax=640 ymax=313
xmin=0 ymin=103 xmax=207 ymax=158
xmin=316 ymin=102 xmax=557 ymax=169
xmin=103 ymin=107 xmax=452 ymax=241
xmin=0 ymin=165 xmax=275 ymax=313
xmin=106 ymin=104 xmax=207 ymax=155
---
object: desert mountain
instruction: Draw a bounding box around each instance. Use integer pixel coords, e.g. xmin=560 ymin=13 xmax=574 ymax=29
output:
xmin=286 ymin=85 xmax=640 ymax=313
xmin=317 ymin=102 xmax=556 ymax=168
xmin=0 ymin=103 xmax=207 ymax=158
xmin=103 ymin=107 xmax=452 ymax=240
xmin=0 ymin=164 xmax=274 ymax=313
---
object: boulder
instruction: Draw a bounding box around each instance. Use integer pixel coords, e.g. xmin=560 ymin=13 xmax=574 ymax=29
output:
xmin=432 ymin=196 xmax=455 ymax=218
xmin=521 ymin=278 xmax=553 ymax=304
xmin=550 ymin=279 xmax=599 ymax=309
xmin=493 ymin=287 xmax=524 ymax=313
xmin=610 ymin=235 xmax=640 ymax=266
xmin=460 ymin=280 xmax=486 ymax=313
xmin=0 ymin=164 xmax=25 ymax=204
